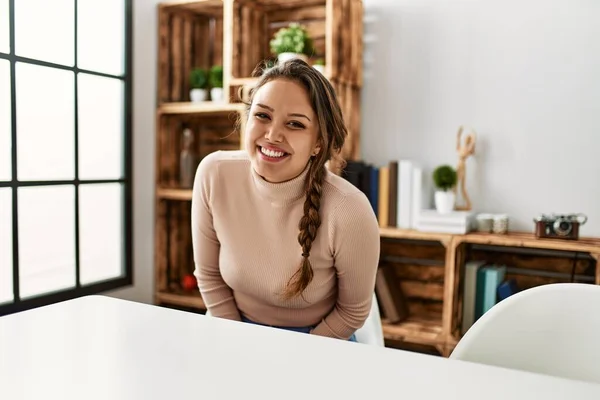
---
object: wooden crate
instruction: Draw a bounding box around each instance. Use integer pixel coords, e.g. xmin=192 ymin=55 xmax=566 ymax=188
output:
xmin=451 ymin=242 xmax=598 ymax=339
xmin=449 ymin=232 xmax=600 ymax=345
xmin=155 ymin=200 xmax=194 ymax=293
xmin=331 ymin=80 xmax=361 ymax=161
xmin=225 ymin=0 xmax=362 ymax=84
xmin=156 ymin=110 xmax=243 ymax=191
xmin=158 ymin=0 xmax=225 ymax=103
xmin=377 ymin=230 xmax=456 ymax=355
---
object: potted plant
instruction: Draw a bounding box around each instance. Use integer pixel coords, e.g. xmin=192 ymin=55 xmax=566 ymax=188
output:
xmin=189 ymin=67 xmax=208 ymax=102
xmin=269 ymin=23 xmax=313 ymax=64
xmin=208 ymin=65 xmax=223 ymax=102
xmin=432 ymin=165 xmax=457 ymax=214
xmin=313 ymin=58 xmax=325 ymax=74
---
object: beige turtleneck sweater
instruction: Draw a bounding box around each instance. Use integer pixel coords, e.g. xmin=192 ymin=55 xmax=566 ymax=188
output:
xmin=191 ymin=150 xmax=380 ymax=340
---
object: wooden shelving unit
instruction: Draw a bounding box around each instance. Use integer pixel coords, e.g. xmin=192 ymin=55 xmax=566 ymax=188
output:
xmin=154 ymin=0 xmax=364 ymax=312
xmin=375 ymin=228 xmax=600 ymax=356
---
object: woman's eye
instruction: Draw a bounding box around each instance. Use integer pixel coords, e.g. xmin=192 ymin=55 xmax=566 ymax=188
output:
xmin=255 ymin=112 xmax=269 ymax=120
xmin=288 ymin=121 xmax=305 ymax=129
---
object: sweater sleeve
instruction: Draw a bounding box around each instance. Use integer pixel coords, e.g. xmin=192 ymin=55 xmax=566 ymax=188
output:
xmin=310 ymin=192 xmax=381 ymax=340
xmin=191 ymin=153 xmax=241 ymax=321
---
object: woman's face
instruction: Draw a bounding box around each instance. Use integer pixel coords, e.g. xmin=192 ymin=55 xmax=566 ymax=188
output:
xmin=245 ymin=78 xmax=321 ymax=183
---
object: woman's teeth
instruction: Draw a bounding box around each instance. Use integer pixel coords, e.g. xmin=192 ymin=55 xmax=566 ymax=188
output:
xmin=261 ymin=147 xmax=286 ymax=158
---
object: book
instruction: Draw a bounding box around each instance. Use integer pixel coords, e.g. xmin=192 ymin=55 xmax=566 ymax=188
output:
xmin=462 ymin=260 xmax=487 ymax=334
xmin=375 ymin=265 xmax=409 ymax=323
xmin=474 ymin=265 xmax=507 ymax=321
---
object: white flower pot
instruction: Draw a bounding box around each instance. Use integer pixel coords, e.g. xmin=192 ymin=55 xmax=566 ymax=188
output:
xmin=313 ymin=64 xmax=325 ymax=74
xmin=210 ymin=87 xmax=224 ymax=102
xmin=434 ymin=191 xmax=455 ymax=214
xmin=190 ymin=88 xmax=207 ymax=102
xmin=277 ymin=52 xmax=309 ymax=64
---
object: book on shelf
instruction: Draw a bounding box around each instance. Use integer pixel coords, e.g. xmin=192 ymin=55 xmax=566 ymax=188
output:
xmin=461 ymin=262 xmax=518 ymax=335
xmin=375 ymin=264 xmax=409 ymax=323
xmin=340 ymin=159 xmax=433 ymax=230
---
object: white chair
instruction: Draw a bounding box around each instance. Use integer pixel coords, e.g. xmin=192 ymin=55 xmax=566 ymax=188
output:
xmin=205 ymin=292 xmax=385 ymax=346
xmin=354 ymin=292 xmax=385 ymax=347
xmin=450 ymin=283 xmax=600 ymax=384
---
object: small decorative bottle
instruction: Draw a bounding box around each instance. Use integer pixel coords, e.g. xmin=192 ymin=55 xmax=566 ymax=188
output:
xmin=179 ymin=128 xmax=198 ymax=189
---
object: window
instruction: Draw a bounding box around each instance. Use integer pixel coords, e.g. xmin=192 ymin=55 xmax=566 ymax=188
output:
xmin=0 ymin=0 xmax=132 ymax=315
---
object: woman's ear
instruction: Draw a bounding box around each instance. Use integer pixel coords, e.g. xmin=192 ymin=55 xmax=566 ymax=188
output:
xmin=312 ymin=144 xmax=322 ymax=157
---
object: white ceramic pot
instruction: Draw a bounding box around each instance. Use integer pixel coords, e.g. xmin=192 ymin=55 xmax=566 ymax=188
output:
xmin=277 ymin=52 xmax=309 ymax=64
xmin=210 ymin=87 xmax=224 ymax=102
xmin=190 ymin=88 xmax=207 ymax=102
xmin=434 ymin=190 xmax=455 ymax=214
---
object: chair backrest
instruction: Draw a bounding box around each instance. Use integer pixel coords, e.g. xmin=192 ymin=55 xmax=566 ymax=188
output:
xmin=204 ymin=292 xmax=385 ymax=346
xmin=450 ymin=283 xmax=600 ymax=384
xmin=354 ymin=292 xmax=385 ymax=347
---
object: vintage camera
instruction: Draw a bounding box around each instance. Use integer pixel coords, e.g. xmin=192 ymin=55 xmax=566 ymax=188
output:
xmin=534 ymin=213 xmax=587 ymax=240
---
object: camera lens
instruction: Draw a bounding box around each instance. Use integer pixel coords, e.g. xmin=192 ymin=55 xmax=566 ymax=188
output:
xmin=554 ymin=219 xmax=572 ymax=236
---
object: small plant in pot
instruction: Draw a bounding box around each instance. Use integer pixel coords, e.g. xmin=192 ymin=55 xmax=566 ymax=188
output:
xmin=208 ymin=65 xmax=223 ymax=102
xmin=189 ymin=68 xmax=208 ymax=102
xmin=269 ymin=22 xmax=313 ymax=64
xmin=432 ymin=165 xmax=457 ymax=214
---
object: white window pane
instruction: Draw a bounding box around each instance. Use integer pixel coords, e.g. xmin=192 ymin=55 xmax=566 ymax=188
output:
xmin=78 ymin=74 xmax=123 ymax=180
xmin=0 ymin=188 xmax=12 ymax=304
xmin=18 ymin=185 xmax=76 ymax=299
xmin=79 ymin=183 xmax=123 ymax=285
xmin=0 ymin=0 xmax=9 ymax=54
xmin=16 ymin=63 xmax=74 ymax=181
xmin=78 ymin=0 xmax=125 ymax=76
xmin=15 ymin=0 xmax=74 ymax=66
xmin=0 ymin=59 xmax=10 ymax=181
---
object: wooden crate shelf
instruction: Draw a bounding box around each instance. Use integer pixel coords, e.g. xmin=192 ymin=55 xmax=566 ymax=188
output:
xmin=157 ymin=188 xmax=193 ymax=201
xmin=156 ymin=112 xmax=243 ymax=190
xmin=156 ymin=291 xmax=206 ymax=309
xmin=382 ymin=317 xmax=445 ymax=346
xmin=158 ymin=101 xmax=247 ymax=115
xmin=158 ymin=0 xmax=224 ymax=104
xmin=376 ymin=227 xmax=600 ymax=357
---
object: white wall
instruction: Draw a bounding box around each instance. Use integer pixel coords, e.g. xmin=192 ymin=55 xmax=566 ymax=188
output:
xmin=361 ymin=0 xmax=600 ymax=236
xmin=107 ymin=0 xmax=161 ymax=303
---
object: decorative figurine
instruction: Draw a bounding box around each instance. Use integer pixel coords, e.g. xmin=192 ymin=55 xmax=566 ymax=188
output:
xmin=454 ymin=125 xmax=477 ymax=211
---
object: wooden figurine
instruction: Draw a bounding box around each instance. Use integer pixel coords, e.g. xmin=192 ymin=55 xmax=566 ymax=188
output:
xmin=454 ymin=126 xmax=477 ymax=211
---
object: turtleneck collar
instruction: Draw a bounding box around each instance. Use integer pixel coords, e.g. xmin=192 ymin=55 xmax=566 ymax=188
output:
xmin=250 ymin=161 xmax=311 ymax=206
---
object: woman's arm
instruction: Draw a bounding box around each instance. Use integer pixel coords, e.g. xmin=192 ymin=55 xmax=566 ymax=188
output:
xmin=310 ymin=192 xmax=380 ymax=340
xmin=191 ymin=153 xmax=241 ymax=321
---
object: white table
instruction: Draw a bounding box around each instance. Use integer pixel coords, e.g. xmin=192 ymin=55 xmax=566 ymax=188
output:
xmin=1 ymin=295 xmax=600 ymax=400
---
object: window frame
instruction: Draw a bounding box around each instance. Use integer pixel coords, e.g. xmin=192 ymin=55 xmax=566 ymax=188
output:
xmin=0 ymin=0 xmax=133 ymax=316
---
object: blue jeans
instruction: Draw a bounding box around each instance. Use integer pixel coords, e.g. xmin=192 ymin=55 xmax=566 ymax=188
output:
xmin=241 ymin=315 xmax=357 ymax=342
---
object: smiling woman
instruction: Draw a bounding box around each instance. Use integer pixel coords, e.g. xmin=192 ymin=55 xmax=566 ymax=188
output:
xmin=190 ymin=59 xmax=380 ymax=342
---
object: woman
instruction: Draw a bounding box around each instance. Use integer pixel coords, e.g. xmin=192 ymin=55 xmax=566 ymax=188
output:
xmin=191 ymin=59 xmax=380 ymax=342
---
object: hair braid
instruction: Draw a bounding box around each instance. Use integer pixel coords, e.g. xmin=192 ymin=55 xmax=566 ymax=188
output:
xmin=281 ymin=160 xmax=326 ymax=300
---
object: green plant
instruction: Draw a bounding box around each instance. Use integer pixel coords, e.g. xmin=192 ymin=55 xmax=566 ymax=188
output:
xmin=269 ymin=23 xmax=313 ymax=56
xmin=208 ymin=65 xmax=223 ymax=88
xmin=314 ymin=58 xmax=325 ymax=66
xmin=432 ymin=165 xmax=457 ymax=191
xmin=190 ymin=68 xmax=208 ymax=89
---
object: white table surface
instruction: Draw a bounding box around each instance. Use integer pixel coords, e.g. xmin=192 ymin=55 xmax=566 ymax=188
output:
xmin=1 ymin=295 xmax=600 ymax=400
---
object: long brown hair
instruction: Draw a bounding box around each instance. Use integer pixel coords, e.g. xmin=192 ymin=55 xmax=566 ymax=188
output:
xmin=242 ymin=59 xmax=348 ymax=300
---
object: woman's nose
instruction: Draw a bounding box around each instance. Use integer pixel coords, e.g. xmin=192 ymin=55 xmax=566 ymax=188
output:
xmin=264 ymin=126 xmax=283 ymax=143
